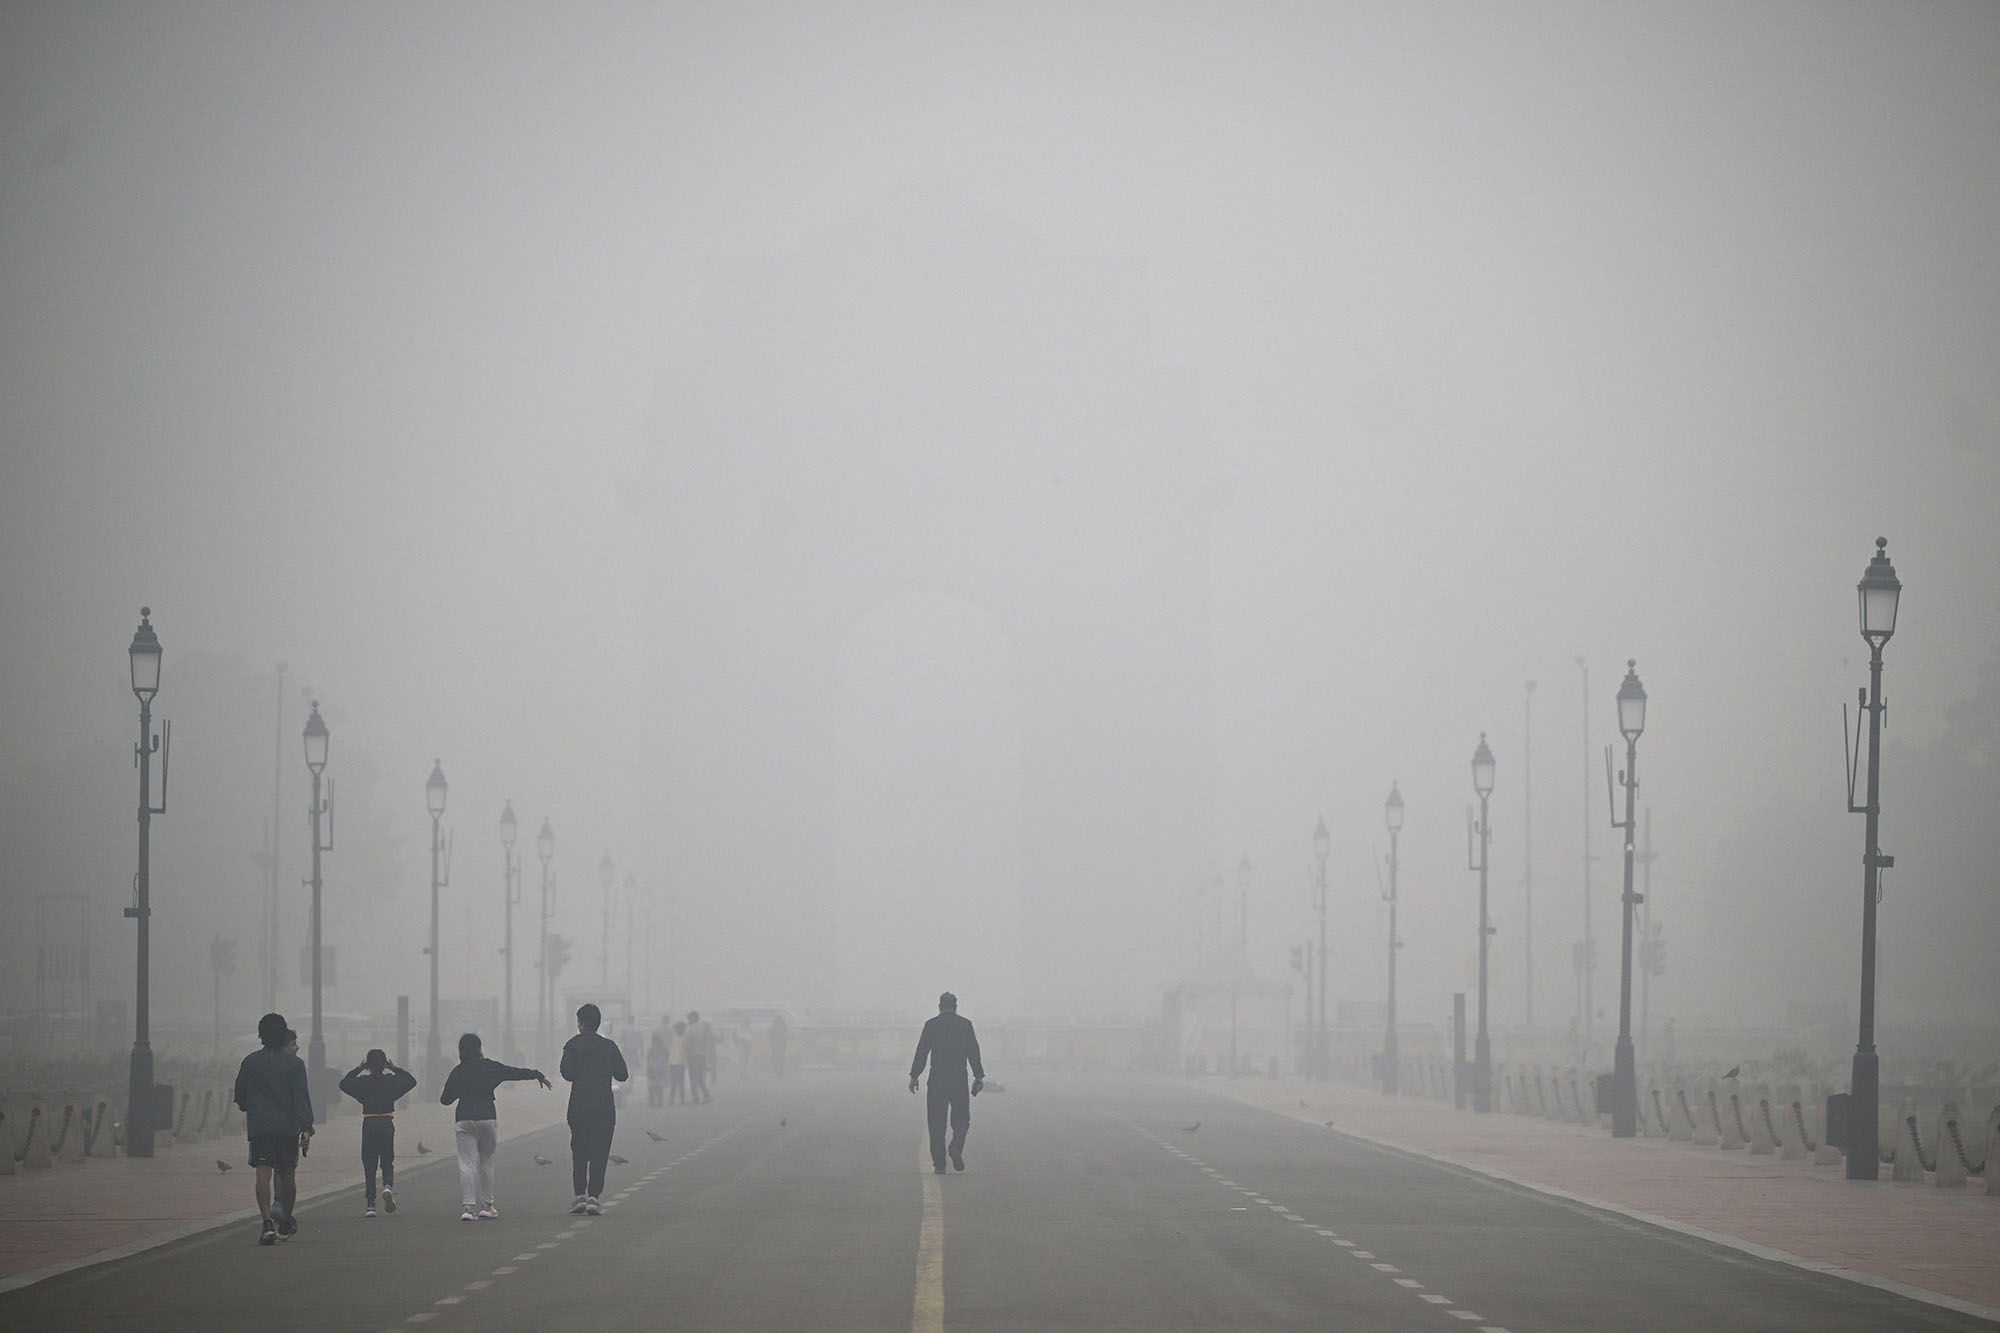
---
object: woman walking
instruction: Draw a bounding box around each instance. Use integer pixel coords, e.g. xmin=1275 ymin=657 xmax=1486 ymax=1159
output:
xmin=438 ymin=1032 xmax=550 ymax=1221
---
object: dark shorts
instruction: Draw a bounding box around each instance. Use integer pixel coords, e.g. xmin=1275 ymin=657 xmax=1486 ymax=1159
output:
xmin=248 ymin=1132 xmax=300 ymax=1170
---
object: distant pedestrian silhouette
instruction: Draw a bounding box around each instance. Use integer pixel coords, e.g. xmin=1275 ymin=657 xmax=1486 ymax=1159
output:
xmin=909 ymin=992 xmax=985 ymax=1174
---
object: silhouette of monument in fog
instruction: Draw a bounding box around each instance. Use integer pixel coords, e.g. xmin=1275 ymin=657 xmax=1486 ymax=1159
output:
xmin=638 ymin=185 xmax=1219 ymax=1018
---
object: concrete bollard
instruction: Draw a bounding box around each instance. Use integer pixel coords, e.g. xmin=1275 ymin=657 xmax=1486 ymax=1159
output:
xmin=1891 ymin=1098 xmax=1924 ymax=1181
xmin=1668 ymin=1081 xmax=1695 ymax=1141
xmin=20 ymin=1094 xmax=54 ymax=1169
xmin=1692 ymin=1081 xmax=1722 ymax=1146
xmin=1935 ymin=1101 xmax=1970 ymax=1188
xmin=1777 ymin=1083 xmax=1809 ymax=1160
xmin=51 ymin=1092 xmax=86 ymax=1164
xmin=85 ymin=1094 xmax=118 ymax=1157
xmin=1746 ymin=1084 xmax=1779 ymax=1155
xmin=1716 ymin=1079 xmax=1746 ymax=1149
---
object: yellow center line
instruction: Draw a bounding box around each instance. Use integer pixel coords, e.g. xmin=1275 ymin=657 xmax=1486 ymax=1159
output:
xmin=913 ymin=1132 xmax=944 ymax=1333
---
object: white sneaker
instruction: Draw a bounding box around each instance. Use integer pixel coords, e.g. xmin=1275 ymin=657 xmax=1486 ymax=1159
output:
xmin=459 ymin=1209 xmax=476 ymax=1222
xmin=584 ymin=1196 xmax=602 ymax=1216
xmin=477 ymin=1205 xmax=499 ymax=1220
xmin=364 ymin=1202 xmax=376 ymax=1218
xmin=569 ymin=1195 xmax=589 ymax=1215
xmin=381 ymin=1187 xmax=396 ymax=1214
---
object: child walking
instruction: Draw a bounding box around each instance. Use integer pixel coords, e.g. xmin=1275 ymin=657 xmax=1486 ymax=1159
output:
xmin=437 ymin=1032 xmax=549 ymax=1221
xmin=338 ymin=1049 xmax=416 ymax=1216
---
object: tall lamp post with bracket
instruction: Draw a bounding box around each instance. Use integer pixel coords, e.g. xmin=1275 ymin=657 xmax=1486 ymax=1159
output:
xmin=424 ymin=761 xmax=450 ymax=1089
xmin=302 ymin=701 xmax=335 ymax=1115
xmin=1606 ymin=662 xmax=1647 ymax=1138
xmin=123 ymin=609 xmax=171 ymax=1157
xmin=1467 ymin=734 xmax=1495 ymax=1113
xmin=1845 ymin=538 xmax=1902 ymax=1180
xmin=1311 ymin=817 xmax=1330 ymax=1080
xmin=1383 ymin=782 xmax=1404 ymax=1096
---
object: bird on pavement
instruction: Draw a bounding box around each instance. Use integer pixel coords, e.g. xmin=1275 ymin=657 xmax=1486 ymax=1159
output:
xmin=645 ymin=1130 xmax=666 ymax=1142
xmin=609 ymin=1154 xmax=628 ymax=1165
xmin=1723 ymin=1066 xmax=1741 ymax=1080
xmin=532 ymin=1154 xmax=553 ymax=1166
xmin=215 ymin=1159 xmax=232 ymax=1172
xmin=1324 ymin=1121 xmax=1336 ymax=1128
xmin=416 ymin=1141 xmax=433 ymax=1155
xmin=779 ymin=1118 xmax=786 ymax=1128
xmin=1181 ymin=1121 xmax=1200 ymax=1133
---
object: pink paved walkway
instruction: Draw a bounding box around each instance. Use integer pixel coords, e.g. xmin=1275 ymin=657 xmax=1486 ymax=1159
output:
xmin=1212 ymin=1074 xmax=2000 ymax=1320
xmin=0 ymin=1093 xmax=564 ymax=1293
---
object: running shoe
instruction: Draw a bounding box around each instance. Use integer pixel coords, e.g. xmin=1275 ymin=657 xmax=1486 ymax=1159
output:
xmin=258 ymin=1219 xmax=277 ymax=1246
xmin=381 ymin=1186 xmax=395 ymax=1214
xmin=459 ymin=1209 xmax=476 ymax=1221
xmin=584 ymin=1197 xmax=601 ymax=1216
xmin=278 ymin=1214 xmax=297 ymax=1241
xmin=364 ymin=1201 xmax=376 ymax=1218
xmin=569 ymin=1195 xmax=588 ymax=1215
xmin=477 ymin=1205 xmax=499 ymax=1220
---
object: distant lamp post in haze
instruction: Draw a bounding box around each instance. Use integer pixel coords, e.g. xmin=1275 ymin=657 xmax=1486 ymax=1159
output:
xmin=123 ymin=608 xmax=171 ymax=1157
xmin=499 ymin=801 xmax=519 ymax=1058
xmin=1845 ymin=537 xmax=1902 ymax=1180
xmin=1311 ymin=817 xmax=1330 ymax=1081
xmin=598 ymin=852 xmax=615 ymax=989
xmin=424 ymin=760 xmax=450 ymax=1086
xmin=302 ymin=700 xmax=335 ymax=1115
xmin=1467 ymin=734 xmax=1495 ymax=1113
xmin=536 ymin=818 xmax=555 ymax=1062
xmin=1233 ymin=854 xmax=1251 ymax=1076
xmin=1606 ymin=662 xmax=1647 ymax=1138
xmin=1383 ymin=782 xmax=1404 ymax=1096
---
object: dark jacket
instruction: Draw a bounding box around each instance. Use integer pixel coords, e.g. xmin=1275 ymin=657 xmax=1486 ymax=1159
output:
xmin=439 ymin=1057 xmax=543 ymax=1121
xmin=910 ymin=1011 xmax=984 ymax=1088
xmin=561 ymin=1029 xmax=630 ymax=1119
xmin=339 ymin=1064 xmax=418 ymax=1117
xmin=234 ymin=1045 xmax=314 ymax=1138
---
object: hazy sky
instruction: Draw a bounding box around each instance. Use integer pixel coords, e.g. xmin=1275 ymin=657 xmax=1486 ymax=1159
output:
xmin=4 ymin=3 xmax=1997 ymax=1044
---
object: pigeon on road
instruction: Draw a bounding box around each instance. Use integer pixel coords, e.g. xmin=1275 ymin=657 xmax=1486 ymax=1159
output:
xmin=416 ymin=1141 xmax=433 ymax=1155
xmin=1181 ymin=1121 xmax=1200 ymax=1133
xmin=609 ymin=1154 xmax=628 ymax=1165
xmin=645 ymin=1130 xmax=666 ymax=1142
xmin=532 ymin=1154 xmax=553 ymax=1166
xmin=1723 ymin=1066 xmax=1741 ymax=1080
xmin=779 ymin=1118 xmax=786 ymax=1128
xmin=215 ymin=1159 xmax=232 ymax=1172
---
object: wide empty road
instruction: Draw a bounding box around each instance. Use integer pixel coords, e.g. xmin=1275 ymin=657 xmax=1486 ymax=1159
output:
xmin=3 ymin=1071 xmax=1986 ymax=1331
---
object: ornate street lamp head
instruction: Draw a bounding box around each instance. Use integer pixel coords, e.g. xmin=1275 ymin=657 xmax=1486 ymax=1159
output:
xmin=1386 ymin=781 xmax=1405 ymax=833
xmin=425 ymin=760 xmax=448 ymax=817
xmin=1471 ymin=734 xmax=1495 ymax=798
xmin=499 ymin=799 xmax=518 ymax=849
xmin=1617 ymin=660 xmax=1647 ymax=742
xmin=128 ymin=607 xmax=162 ymax=701
xmin=1858 ymin=537 xmax=1901 ymax=646
xmin=302 ymin=701 xmax=329 ymax=774
xmin=537 ymin=817 xmax=555 ymax=865
xmin=1312 ymin=817 xmax=1330 ymax=865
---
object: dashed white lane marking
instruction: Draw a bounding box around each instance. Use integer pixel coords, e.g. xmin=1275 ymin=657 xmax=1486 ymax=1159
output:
xmin=1130 ymin=1123 xmax=1510 ymax=1332
xmin=396 ymin=1122 xmax=747 ymax=1329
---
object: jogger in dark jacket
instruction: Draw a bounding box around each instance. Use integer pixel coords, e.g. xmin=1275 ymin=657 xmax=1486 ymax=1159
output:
xmin=339 ymin=1049 xmax=417 ymax=1216
xmin=560 ymin=1003 xmax=629 ymax=1215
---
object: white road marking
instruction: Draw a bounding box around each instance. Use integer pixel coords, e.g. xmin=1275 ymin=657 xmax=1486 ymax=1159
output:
xmin=1420 ymin=1293 xmax=1452 ymax=1304
xmin=464 ymin=1280 xmax=491 ymax=1290
xmin=1395 ymin=1279 xmax=1424 ymax=1288
xmin=492 ymin=1267 xmax=516 ymax=1275
xmin=1448 ymin=1311 xmax=1483 ymax=1321
xmin=913 ymin=1133 xmax=944 ymax=1333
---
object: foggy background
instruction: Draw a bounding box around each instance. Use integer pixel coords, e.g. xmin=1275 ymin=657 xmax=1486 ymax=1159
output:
xmin=3 ymin=4 xmax=1997 ymax=1058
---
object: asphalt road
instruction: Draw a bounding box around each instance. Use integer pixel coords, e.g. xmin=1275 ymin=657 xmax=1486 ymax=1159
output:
xmin=2 ymin=1071 xmax=1989 ymax=1331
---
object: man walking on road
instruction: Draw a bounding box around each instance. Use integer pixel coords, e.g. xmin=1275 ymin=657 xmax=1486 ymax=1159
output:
xmin=909 ymin=991 xmax=984 ymax=1175
xmin=561 ymin=1003 xmax=629 ymax=1215
xmin=234 ymin=1011 xmax=315 ymax=1245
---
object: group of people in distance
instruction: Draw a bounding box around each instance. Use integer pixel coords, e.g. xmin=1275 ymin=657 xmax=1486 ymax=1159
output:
xmin=231 ymin=991 xmax=988 ymax=1243
xmin=643 ymin=1009 xmax=723 ymax=1105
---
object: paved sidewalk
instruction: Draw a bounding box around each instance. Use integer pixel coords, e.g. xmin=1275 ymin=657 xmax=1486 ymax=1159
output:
xmin=0 ymin=1090 xmax=566 ymax=1294
xmin=1209 ymin=1074 xmax=2000 ymax=1322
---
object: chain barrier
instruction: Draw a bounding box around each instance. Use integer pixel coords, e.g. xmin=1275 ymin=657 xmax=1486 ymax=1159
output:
xmin=1789 ymin=1098 xmax=1817 ymax=1152
xmin=1679 ymin=1087 xmax=1697 ymax=1134
xmin=1759 ymin=1097 xmax=1780 ymax=1147
xmin=1651 ymin=1087 xmax=1671 ymax=1135
xmin=81 ymin=1100 xmax=106 ymax=1154
xmin=1906 ymin=1114 xmax=1938 ymax=1173
xmin=1707 ymin=1088 xmax=1722 ymax=1137
xmin=1945 ymin=1114 xmax=1984 ymax=1176
xmin=1730 ymin=1092 xmax=1750 ymax=1142
xmin=10 ymin=1105 xmax=41 ymax=1164
xmin=46 ymin=1103 xmax=75 ymax=1156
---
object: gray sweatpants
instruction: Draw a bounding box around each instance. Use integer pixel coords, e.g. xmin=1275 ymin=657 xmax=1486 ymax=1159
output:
xmin=454 ymin=1119 xmax=497 ymax=1208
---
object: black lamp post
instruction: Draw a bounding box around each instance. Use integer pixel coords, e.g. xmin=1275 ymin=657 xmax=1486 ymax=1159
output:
xmin=123 ymin=608 xmax=170 ymax=1157
xmin=302 ymin=701 xmax=334 ymax=1115
xmin=1312 ymin=817 xmax=1330 ymax=1081
xmin=536 ymin=818 xmax=555 ymax=1063
xmin=424 ymin=760 xmax=449 ymax=1086
xmin=1384 ymin=782 xmax=1404 ymax=1096
xmin=1468 ymin=734 xmax=1495 ymax=1113
xmin=499 ymin=801 xmax=519 ymax=1059
xmin=1847 ymin=537 xmax=1902 ymax=1180
xmin=1233 ymin=853 xmax=1250 ymax=1076
xmin=1608 ymin=662 xmax=1647 ymax=1138
xmin=598 ymin=852 xmax=614 ymax=989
